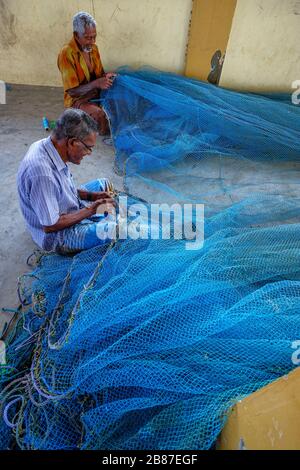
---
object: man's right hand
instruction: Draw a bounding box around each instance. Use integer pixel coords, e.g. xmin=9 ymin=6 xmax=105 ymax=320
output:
xmin=96 ymin=75 xmax=115 ymax=90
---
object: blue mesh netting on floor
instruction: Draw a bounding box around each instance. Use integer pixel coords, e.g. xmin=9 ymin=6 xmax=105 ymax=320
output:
xmin=1 ymin=68 xmax=300 ymax=450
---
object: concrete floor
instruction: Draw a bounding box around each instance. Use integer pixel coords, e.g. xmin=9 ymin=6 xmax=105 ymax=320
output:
xmin=0 ymin=85 xmax=122 ymax=334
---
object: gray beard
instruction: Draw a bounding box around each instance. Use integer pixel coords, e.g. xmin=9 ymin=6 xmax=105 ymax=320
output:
xmin=82 ymin=46 xmax=92 ymax=53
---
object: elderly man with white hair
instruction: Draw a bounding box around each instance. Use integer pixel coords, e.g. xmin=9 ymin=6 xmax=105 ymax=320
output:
xmin=58 ymin=11 xmax=116 ymax=135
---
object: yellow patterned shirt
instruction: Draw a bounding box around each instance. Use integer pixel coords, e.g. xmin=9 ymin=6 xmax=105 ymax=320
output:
xmin=57 ymin=36 xmax=104 ymax=107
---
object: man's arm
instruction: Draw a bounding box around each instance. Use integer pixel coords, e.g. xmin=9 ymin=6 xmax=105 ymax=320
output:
xmin=77 ymin=189 xmax=113 ymax=202
xmin=43 ymin=199 xmax=113 ymax=233
xmin=67 ymin=75 xmax=115 ymax=98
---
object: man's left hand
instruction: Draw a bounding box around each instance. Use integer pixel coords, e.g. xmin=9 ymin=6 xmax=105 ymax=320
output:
xmin=91 ymin=191 xmax=114 ymax=202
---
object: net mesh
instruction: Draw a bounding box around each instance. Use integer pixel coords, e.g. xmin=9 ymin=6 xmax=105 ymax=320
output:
xmin=1 ymin=68 xmax=300 ymax=449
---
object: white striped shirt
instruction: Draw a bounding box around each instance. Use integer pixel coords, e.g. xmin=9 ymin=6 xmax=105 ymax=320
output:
xmin=17 ymin=136 xmax=82 ymax=250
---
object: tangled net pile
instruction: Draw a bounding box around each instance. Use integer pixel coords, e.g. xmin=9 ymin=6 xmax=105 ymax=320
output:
xmin=1 ymin=68 xmax=300 ymax=450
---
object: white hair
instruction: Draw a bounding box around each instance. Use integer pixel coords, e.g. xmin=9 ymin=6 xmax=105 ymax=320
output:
xmin=73 ymin=11 xmax=96 ymax=35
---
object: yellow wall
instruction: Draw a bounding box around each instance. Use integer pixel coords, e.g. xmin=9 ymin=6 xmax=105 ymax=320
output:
xmin=0 ymin=0 xmax=192 ymax=86
xmin=185 ymin=0 xmax=237 ymax=82
xmin=220 ymin=0 xmax=300 ymax=92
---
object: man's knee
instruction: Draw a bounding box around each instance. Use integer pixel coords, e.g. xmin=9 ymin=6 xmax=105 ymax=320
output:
xmin=86 ymin=107 xmax=109 ymax=135
xmin=87 ymin=104 xmax=103 ymax=120
xmin=72 ymin=102 xmax=109 ymax=135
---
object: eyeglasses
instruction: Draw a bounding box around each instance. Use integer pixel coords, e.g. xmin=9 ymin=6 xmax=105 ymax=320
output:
xmin=77 ymin=139 xmax=94 ymax=153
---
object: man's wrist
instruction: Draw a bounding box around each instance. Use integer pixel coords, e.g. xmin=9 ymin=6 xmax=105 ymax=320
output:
xmin=86 ymin=191 xmax=94 ymax=202
xmin=83 ymin=205 xmax=93 ymax=216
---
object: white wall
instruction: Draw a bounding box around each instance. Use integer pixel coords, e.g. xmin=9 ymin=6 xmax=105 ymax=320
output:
xmin=0 ymin=0 xmax=192 ymax=86
xmin=220 ymin=0 xmax=300 ymax=92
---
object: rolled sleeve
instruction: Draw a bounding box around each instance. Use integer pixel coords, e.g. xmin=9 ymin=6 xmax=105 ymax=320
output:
xmin=29 ymin=176 xmax=60 ymax=227
xmin=58 ymin=47 xmax=80 ymax=91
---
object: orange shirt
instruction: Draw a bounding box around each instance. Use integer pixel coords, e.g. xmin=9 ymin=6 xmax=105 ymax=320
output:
xmin=57 ymin=36 xmax=104 ymax=107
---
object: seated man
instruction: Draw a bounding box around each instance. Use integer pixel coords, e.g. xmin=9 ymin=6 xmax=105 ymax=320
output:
xmin=57 ymin=11 xmax=116 ymax=135
xmin=17 ymin=109 xmax=116 ymax=254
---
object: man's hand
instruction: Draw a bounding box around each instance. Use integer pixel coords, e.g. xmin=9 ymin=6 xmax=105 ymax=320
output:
xmin=96 ymin=73 xmax=117 ymax=90
xmin=43 ymin=194 xmax=117 ymax=233
xmin=91 ymin=190 xmax=114 ymax=201
xmin=78 ymin=189 xmax=115 ymax=202
xmin=87 ymin=195 xmax=116 ymax=216
xmin=105 ymin=72 xmax=117 ymax=81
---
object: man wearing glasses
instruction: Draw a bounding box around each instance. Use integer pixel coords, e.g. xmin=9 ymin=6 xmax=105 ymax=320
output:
xmin=17 ymin=109 xmax=116 ymax=254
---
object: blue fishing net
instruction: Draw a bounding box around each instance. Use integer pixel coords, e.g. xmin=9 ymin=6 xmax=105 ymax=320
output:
xmin=1 ymin=68 xmax=300 ymax=449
